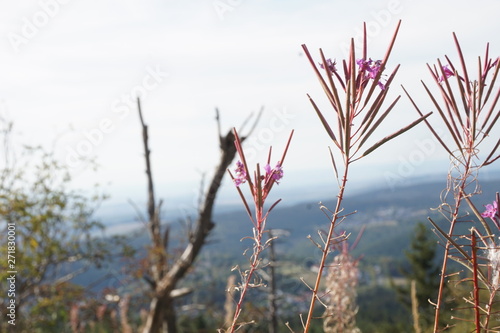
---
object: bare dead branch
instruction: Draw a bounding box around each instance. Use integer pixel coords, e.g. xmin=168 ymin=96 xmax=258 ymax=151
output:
xmin=141 ymin=104 xmax=261 ymax=333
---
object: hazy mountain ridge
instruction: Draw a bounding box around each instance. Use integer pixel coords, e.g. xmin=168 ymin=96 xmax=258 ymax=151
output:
xmin=96 ymin=175 xmax=500 ymax=258
xmin=68 ymin=176 xmax=500 ymax=330
xmin=207 ymin=177 xmax=499 ymax=249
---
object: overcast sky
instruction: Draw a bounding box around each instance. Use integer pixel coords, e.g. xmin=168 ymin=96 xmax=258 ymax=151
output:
xmin=0 ymin=0 xmax=499 ymax=215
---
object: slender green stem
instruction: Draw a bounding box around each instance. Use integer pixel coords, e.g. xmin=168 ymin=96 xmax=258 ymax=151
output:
xmin=303 ymin=163 xmax=350 ymax=333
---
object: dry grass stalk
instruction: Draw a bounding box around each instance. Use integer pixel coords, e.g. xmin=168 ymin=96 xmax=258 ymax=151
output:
xmin=322 ymin=242 xmax=361 ymax=333
xmin=411 ymin=280 xmax=422 ymax=333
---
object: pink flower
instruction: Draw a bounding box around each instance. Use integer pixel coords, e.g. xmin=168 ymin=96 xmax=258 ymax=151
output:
xmin=319 ymin=58 xmax=337 ymax=74
xmin=438 ymin=65 xmax=455 ymax=83
xmin=356 ymin=58 xmax=370 ymax=71
xmin=357 ymin=58 xmax=385 ymax=89
xmin=265 ymin=162 xmax=283 ymax=184
xmin=233 ymin=161 xmax=283 ymax=187
xmin=233 ymin=161 xmax=247 ymax=186
xmin=482 ymin=200 xmax=498 ymax=219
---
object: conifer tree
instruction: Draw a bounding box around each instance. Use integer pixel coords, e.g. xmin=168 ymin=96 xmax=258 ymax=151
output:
xmin=396 ymin=222 xmax=440 ymax=330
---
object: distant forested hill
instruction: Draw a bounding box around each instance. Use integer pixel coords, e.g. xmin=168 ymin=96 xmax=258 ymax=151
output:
xmin=71 ymin=177 xmax=500 ymax=331
xmin=206 ymin=178 xmax=500 ymax=262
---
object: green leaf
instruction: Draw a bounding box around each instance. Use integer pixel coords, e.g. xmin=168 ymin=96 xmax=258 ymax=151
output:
xmin=29 ymin=238 xmax=39 ymax=249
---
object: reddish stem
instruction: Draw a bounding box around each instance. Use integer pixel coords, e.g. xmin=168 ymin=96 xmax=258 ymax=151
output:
xmin=303 ymin=163 xmax=349 ymax=332
xmin=471 ymin=232 xmax=481 ymax=331
xmin=433 ymin=153 xmax=473 ymax=332
xmin=227 ymin=204 xmax=266 ymax=332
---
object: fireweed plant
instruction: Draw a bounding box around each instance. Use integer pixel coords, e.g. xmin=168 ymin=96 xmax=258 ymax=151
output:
xmin=403 ymin=33 xmax=500 ymax=331
xmin=222 ymin=128 xmax=293 ymax=333
xmin=322 ymin=226 xmax=365 ymax=333
xmin=299 ymin=20 xmax=430 ymax=332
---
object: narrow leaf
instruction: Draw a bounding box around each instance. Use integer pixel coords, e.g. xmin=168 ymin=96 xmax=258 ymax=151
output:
xmin=482 ymin=138 xmax=500 ymax=166
xmin=363 ymin=20 xmax=401 ymax=105
xmin=463 ymin=194 xmax=493 ymax=238
xmin=421 ymin=81 xmax=464 ymax=152
xmin=482 ymin=56 xmax=500 ymax=107
xmin=233 ymin=128 xmax=255 ymax=197
xmin=481 ymin=88 xmax=500 ymax=136
xmin=435 ymin=60 xmax=464 ymax=131
xmin=361 ymin=112 xmax=432 ymax=158
xmin=227 ymin=170 xmax=255 ymax=226
xmin=357 ymin=95 xmax=400 ymax=150
xmin=279 ymin=129 xmax=295 ymax=166
xmin=302 ymin=45 xmax=339 ymax=114
xmin=328 ymin=146 xmax=339 ymax=181
xmin=358 ymin=65 xmax=400 ymax=139
xmin=402 ymin=85 xmax=457 ymax=159
xmin=307 ymin=94 xmax=342 ymax=151
xmin=319 ymin=49 xmax=345 ymax=112
xmin=267 ymin=198 xmax=282 ymax=215
xmin=453 ymin=32 xmax=472 ymax=96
